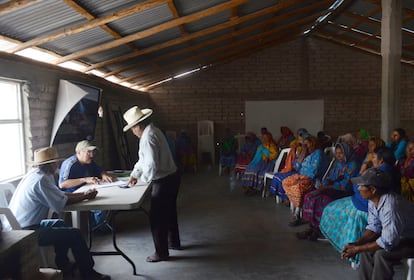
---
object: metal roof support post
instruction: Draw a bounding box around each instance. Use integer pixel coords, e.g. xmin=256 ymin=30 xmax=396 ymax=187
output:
xmin=381 ymin=0 xmax=402 ymax=141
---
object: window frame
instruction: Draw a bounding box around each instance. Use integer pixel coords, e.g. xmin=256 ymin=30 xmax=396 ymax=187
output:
xmin=0 ymin=78 xmax=26 ymax=182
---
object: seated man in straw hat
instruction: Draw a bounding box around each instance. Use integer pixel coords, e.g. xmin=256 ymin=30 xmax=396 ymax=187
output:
xmin=59 ymin=140 xmax=114 ymax=230
xmin=123 ymin=106 xmax=181 ymax=262
xmin=8 ymin=146 xmax=110 ymax=280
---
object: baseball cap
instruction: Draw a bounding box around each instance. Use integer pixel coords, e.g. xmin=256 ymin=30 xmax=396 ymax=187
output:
xmin=351 ymin=168 xmax=390 ymax=190
xmin=75 ymin=140 xmax=97 ymax=152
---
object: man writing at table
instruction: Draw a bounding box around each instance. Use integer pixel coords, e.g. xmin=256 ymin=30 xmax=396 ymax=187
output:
xmin=59 ymin=140 xmax=114 ymax=230
xmin=341 ymin=168 xmax=414 ymax=280
xmin=123 ymin=105 xmax=181 ymax=262
xmin=8 ymin=146 xmax=110 ymax=280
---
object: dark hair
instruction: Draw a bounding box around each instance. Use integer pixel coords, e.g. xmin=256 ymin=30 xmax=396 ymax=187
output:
xmin=374 ymin=146 xmax=396 ymax=166
xmin=394 ymin=128 xmax=407 ymax=139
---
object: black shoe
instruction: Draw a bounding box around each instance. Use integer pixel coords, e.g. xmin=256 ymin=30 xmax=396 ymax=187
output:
xmin=81 ymin=270 xmax=110 ymax=280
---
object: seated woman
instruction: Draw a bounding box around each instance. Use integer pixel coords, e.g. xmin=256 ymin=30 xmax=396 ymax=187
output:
xmin=277 ymin=126 xmax=295 ymax=150
xmin=359 ymin=136 xmax=385 ymax=174
xmin=176 ymin=130 xmax=197 ymax=172
xmin=386 ymin=127 xmax=408 ymax=161
xmin=353 ymin=129 xmax=370 ymax=163
xmin=241 ymin=132 xmax=278 ymax=195
xmin=269 ymin=128 xmax=308 ymax=200
xmin=219 ymin=128 xmax=238 ymax=174
xmin=397 ymin=139 xmax=414 ymax=202
xmin=282 ymin=135 xmax=329 ymax=226
xmin=296 ymin=143 xmax=359 ymax=240
xmin=319 ymin=146 xmax=399 ymax=266
xmin=234 ymin=132 xmax=261 ymax=176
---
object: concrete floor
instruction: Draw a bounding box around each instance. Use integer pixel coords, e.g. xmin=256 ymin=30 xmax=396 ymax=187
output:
xmin=89 ymin=168 xmax=367 ymax=280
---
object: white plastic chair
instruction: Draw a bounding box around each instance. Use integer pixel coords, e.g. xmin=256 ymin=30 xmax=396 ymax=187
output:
xmin=198 ymin=120 xmax=215 ymax=166
xmin=0 ymin=184 xmax=53 ymax=268
xmin=262 ymin=148 xmax=291 ymax=199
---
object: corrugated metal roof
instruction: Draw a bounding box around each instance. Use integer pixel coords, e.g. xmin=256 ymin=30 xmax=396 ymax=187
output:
xmin=0 ymin=0 xmax=84 ymax=41
xmin=0 ymin=0 xmax=412 ymax=91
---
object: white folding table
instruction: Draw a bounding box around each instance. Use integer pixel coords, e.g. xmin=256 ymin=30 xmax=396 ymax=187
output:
xmin=65 ymin=181 xmax=152 ymax=276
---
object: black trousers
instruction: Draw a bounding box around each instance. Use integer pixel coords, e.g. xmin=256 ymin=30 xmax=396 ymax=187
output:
xmin=359 ymin=239 xmax=414 ymax=280
xmin=150 ymin=171 xmax=181 ymax=258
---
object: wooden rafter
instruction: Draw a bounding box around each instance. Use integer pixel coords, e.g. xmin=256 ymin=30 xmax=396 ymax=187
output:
xmin=7 ymin=0 xmax=168 ymax=53
xmin=117 ymin=1 xmax=331 ymax=83
xmin=84 ymin=0 xmax=329 ymax=73
xmin=137 ymin=10 xmax=324 ymax=87
xmin=55 ymin=0 xmax=250 ymax=64
xmin=0 ymin=0 xmax=42 ymax=16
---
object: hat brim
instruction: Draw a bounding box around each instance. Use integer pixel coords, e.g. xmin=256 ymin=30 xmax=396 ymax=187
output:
xmin=30 ymin=158 xmax=64 ymax=166
xmin=351 ymin=176 xmax=367 ymax=186
xmin=123 ymin=109 xmax=153 ymax=132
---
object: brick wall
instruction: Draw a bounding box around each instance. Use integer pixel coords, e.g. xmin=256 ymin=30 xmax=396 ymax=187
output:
xmin=149 ymin=37 xmax=414 ymax=147
xmin=0 ymin=53 xmax=149 ymax=170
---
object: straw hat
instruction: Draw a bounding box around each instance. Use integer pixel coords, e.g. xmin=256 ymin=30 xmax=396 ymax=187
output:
xmin=31 ymin=147 xmax=63 ymax=165
xmin=123 ymin=106 xmax=153 ymax=132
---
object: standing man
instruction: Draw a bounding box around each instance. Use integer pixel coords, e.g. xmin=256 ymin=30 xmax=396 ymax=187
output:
xmin=8 ymin=146 xmax=110 ymax=280
xmin=59 ymin=140 xmax=113 ymax=228
xmin=341 ymin=168 xmax=414 ymax=280
xmin=123 ymin=106 xmax=181 ymax=262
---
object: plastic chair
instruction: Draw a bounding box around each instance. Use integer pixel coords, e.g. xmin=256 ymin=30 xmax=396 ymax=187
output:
xmin=324 ymin=146 xmax=335 ymax=160
xmin=262 ymin=148 xmax=291 ymax=199
xmin=0 ymin=183 xmax=15 ymax=206
xmin=197 ymin=120 xmax=215 ymax=166
xmin=0 ymin=184 xmax=53 ymax=268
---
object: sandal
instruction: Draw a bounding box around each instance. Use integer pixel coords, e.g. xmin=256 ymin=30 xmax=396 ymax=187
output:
xmin=146 ymin=254 xmax=168 ymax=262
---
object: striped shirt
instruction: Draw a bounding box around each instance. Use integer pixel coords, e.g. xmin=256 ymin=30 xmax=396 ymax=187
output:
xmin=367 ymin=192 xmax=414 ymax=251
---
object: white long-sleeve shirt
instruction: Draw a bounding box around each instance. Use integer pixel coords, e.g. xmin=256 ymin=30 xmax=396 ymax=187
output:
xmin=131 ymin=123 xmax=177 ymax=183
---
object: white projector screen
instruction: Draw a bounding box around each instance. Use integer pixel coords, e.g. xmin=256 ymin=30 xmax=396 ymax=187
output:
xmin=245 ymin=100 xmax=324 ymax=138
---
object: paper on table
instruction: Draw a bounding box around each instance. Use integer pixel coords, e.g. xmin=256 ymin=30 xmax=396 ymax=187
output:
xmin=93 ymin=180 xmax=128 ymax=189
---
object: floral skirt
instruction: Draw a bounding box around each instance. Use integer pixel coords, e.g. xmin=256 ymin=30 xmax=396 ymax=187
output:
xmin=282 ymin=174 xmax=313 ymax=208
xmin=269 ymin=171 xmax=296 ymax=200
xmin=303 ymin=189 xmax=350 ymax=228
xmin=320 ymin=197 xmax=368 ymax=265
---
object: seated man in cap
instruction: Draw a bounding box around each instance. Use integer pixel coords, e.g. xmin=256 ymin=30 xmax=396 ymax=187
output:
xmin=341 ymin=168 xmax=414 ymax=280
xmin=8 ymin=146 xmax=110 ymax=280
xmin=59 ymin=140 xmax=114 ymax=229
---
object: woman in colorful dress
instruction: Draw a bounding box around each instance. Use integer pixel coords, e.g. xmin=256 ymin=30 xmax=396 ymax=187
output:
xmin=296 ymin=143 xmax=359 ymax=240
xmin=353 ymin=129 xmax=370 ymax=163
xmin=219 ymin=128 xmax=238 ymax=173
xmin=320 ymin=146 xmax=399 ymax=266
xmin=269 ymin=128 xmax=308 ymax=201
xmin=241 ymin=132 xmax=278 ymax=195
xmin=282 ymin=135 xmax=328 ymax=226
xmin=386 ymin=127 xmax=408 ymax=161
xmin=234 ymin=132 xmax=261 ymax=176
xmin=397 ymin=139 xmax=414 ymax=202
xmin=277 ymin=126 xmax=295 ymax=150
xmin=358 ymin=136 xmax=385 ymax=174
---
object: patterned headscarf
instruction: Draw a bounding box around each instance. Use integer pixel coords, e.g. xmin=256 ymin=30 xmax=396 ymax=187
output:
xmin=335 ymin=142 xmax=354 ymax=163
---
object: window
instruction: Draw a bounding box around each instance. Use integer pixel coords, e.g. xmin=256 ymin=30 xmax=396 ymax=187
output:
xmin=0 ymin=79 xmax=25 ymax=182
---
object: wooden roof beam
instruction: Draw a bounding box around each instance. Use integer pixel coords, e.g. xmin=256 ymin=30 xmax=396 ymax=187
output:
xmin=138 ymin=12 xmax=322 ymax=87
xmin=0 ymin=0 xmax=43 ymax=16
xmin=110 ymin=0 xmax=331 ymax=79
xmin=55 ymin=0 xmax=251 ymax=64
xmin=7 ymin=0 xmax=168 ymax=53
xmin=85 ymin=0 xmax=329 ymax=73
